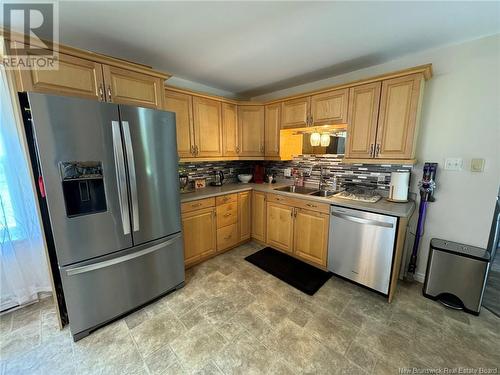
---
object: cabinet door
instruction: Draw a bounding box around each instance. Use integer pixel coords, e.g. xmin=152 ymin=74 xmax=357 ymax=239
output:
xmin=238 ymin=105 xmax=265 ymax=156
xmin=182 ymin=207 xmax=216 ymax=267
xmin=266 ymin=202 xmax=294 ymax=254
xmin=164 ymin=90 xmax=194 ymax=158
xmin=192 ymin=97 xmax=223 ymax=157
xmin=281 ymin=97 xmax=310 ymax=128
xmin=251 ymin=191 xmax=266 ymax=242
xmin=265 ymin=104 xmax=281 ymax=157
xmin=311 ymin=89 xmax=349 ymax=125
xmin=345 ymin=82 xmax=381 ymax=159
xmin=222 ymin=103 xmax=239 ymax=156
xmin=18 ymin=50 xmax=105 ymax=101
xmin=102 ymin=65 xmax=164 ymax=109
xmin=376 ymin=74 xmax=423 ymax=160
xmin=293 ymin=208 xmax=329 ymax=267
xmin=238 ymin=191 xmax=251 ymax=241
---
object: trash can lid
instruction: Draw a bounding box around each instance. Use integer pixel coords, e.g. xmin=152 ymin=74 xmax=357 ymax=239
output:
xmin=430 ymin=238 xmax=490 ymax=262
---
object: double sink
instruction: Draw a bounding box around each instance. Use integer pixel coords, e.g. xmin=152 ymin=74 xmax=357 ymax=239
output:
xmin=274 ymin=185 xmax=336 ymax=197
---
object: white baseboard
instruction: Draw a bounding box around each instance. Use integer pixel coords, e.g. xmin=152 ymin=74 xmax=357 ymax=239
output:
xmin=414 ymin=272 xmax=425 ymax=283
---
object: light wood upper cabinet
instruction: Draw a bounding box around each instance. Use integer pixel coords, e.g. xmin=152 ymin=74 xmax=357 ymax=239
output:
xmin=238 ymin=191 xmax=251 ymax=241
xmin=164 ymin=90 xmax=194 ymax=158
xmin=18 ymin=51 xmax=105 ymax=101
xmin=345 ymin=82 xmax=382 ymax=159
xmin=238 ymin=105 xmax=265 ymax=156
xmin=310 ymin=89 xmax=349 ymax=125
xmin=281 ymin=97 xmax=310 ymax=128
xmin=266 ymin=202 xmax=294 ymax=254
xmin=182 ymin=207 xmax=216 ymax=267
xmin=193 ymin=97 xmax=223 ymax=157
xmin=293 ymin=208 xmax=329 ymax=267
xmin=102 ymin=65 xmax=164 ymax=109
xmin=376 ymin=74 xmax=423 ymax=159
xmin=222 ymin=103 xmax=239 ymax=156
xmin=264 ymin=104 xmax=281 ymax=157
xmin=251 ymin=191 xmax=266 ymax=242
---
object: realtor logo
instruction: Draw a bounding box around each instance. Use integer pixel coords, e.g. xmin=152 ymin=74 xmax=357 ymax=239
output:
xmin=2 ymin=1 xmax=59 ymax=69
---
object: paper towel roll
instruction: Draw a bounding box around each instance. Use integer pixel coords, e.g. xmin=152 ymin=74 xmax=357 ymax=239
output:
xmin=388 ymin=171 xmax=410 ymax=202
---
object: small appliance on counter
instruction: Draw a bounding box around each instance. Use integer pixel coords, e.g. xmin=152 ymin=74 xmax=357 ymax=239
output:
xmin=179 ymin=173 xmax=193 ymax=193
xmin=423 ymin=238 xmax=490 ymax=315
xmin=253 ymin=164 xmax=265 ymax=184
xmin=388 ymin=171 xmax=410 ymax=202
xmin=210 ymin=170 xmax=224 ymax=186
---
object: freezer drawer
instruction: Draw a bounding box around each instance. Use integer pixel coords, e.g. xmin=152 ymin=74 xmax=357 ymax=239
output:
xmin=60 ymin=233 xmax=184 ymax=340
xmin=328 ymin=206 xmax=397 ymax=294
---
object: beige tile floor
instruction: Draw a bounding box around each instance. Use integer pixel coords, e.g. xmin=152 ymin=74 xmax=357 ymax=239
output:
xmin=1 ymin=242 xmax=499 ymax=374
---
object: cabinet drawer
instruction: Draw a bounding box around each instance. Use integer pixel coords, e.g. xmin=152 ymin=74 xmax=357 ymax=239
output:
xmin=216 ymin=202 xmax=238 ymax=228
xmin=294 ymin=199 xmax=330 ymax=214
xmin=266 ymin=193 xmax=296 ymax=206
xmin=217 ymin=223 xmax=239 ymax=251
xmin=216 ymin=194 xmax=237 ymax=205
xmin=181 ymin=198 xmax=215 ymax=213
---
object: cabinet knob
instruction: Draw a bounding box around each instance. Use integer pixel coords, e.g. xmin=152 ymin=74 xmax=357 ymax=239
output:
xmin=375 ymin=144 xmax=381 ymax=157
xmin=370 ymin=144 xmax=374 ymax=157
xmin=236 ymin=146 xmax=240 ymax=154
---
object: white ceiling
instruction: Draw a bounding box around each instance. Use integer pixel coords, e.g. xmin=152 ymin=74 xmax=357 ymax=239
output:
xmin=50 ymin=2 xmax=500 ymax=97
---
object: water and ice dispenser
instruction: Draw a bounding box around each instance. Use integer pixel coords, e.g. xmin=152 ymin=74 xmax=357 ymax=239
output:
xmin=60 ymin=161 xmax=107 ymax=217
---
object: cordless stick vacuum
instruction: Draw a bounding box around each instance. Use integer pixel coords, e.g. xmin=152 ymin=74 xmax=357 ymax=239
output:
xmin=407 ymin=162 xmax=438 ymax=279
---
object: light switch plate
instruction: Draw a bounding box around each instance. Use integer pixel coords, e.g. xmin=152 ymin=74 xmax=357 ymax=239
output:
xmin=284 ymin=168 xmax=292 ymax=177
xmin=444 ymin=158 xmax=463 ymax=171
xmin=471 ymin=158 xmax=485 ymax=172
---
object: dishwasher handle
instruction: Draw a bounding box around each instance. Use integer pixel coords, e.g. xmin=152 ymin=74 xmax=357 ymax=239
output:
xmin=331 ymin=211 xmax=394 ymax=228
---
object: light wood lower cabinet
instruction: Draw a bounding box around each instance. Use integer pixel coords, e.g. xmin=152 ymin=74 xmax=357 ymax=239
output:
xmin=238 ymin=191 xmax=251 ymax=241
xmin=266 ymin=202 xmax=294 ymax=254
xmin=251 ymin=191 xmax=267 ymax=242
xmin=293 ymin=208 xmax=329 ymax=267
xmin=265 ymin=194 xmax=329 ymax=268
xmin=182 ymin=207 xmax=217 ymax=267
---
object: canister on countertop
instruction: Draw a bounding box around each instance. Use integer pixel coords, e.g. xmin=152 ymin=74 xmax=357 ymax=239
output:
xmin=388 ymin=171 xmax=410 ymax=202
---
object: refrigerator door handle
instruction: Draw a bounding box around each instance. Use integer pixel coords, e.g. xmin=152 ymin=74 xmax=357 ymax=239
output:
xmin=112 ymin=121 xmax=131 ymax=235
xmin=65 ymin=233 xmax=182 ymax=276
xmin=122 ymin=121 xmax=140 ymax=232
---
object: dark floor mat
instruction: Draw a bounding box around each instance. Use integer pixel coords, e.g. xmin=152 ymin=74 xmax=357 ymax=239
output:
xmin=245 ymin=247 xmax=332 ymax=295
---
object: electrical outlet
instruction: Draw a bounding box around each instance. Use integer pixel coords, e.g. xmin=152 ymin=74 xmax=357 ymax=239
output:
xmin=229 ymin=168 xmax=234 ymax=174
xmin=444 ymin=158 xmax=463 ymax=171
xmin=284 ymin=168 xmax=292 ymax=177
xmin=470 ymin=158 xmax=485 ymax=172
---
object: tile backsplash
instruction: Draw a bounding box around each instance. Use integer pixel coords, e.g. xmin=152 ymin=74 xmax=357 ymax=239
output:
xmin=179 ymin=156 xmax=412 ymax=194
xmin=264 ymin=155 xmax=413 ymax=194
xmin=179 ymin=161 xmax=252 ymax=185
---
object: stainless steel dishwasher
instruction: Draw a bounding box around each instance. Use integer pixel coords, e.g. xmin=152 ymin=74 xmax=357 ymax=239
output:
xmin=328 ymin=206 xmax=397 ymax=294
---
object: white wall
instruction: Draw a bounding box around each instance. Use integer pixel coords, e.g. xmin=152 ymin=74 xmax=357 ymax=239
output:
xmin=254 ymin=34 xmax=500 ymax=279
xmin=166 ymin=76 xmax=240 ymax=99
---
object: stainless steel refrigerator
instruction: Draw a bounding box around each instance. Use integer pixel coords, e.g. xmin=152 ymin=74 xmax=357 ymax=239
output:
xmin=24 ymin=93 xmax=184 ymax=340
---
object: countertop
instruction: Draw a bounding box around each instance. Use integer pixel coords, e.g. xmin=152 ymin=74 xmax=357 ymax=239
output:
xmin=180 ymin=182 xmax=415 ymax=218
